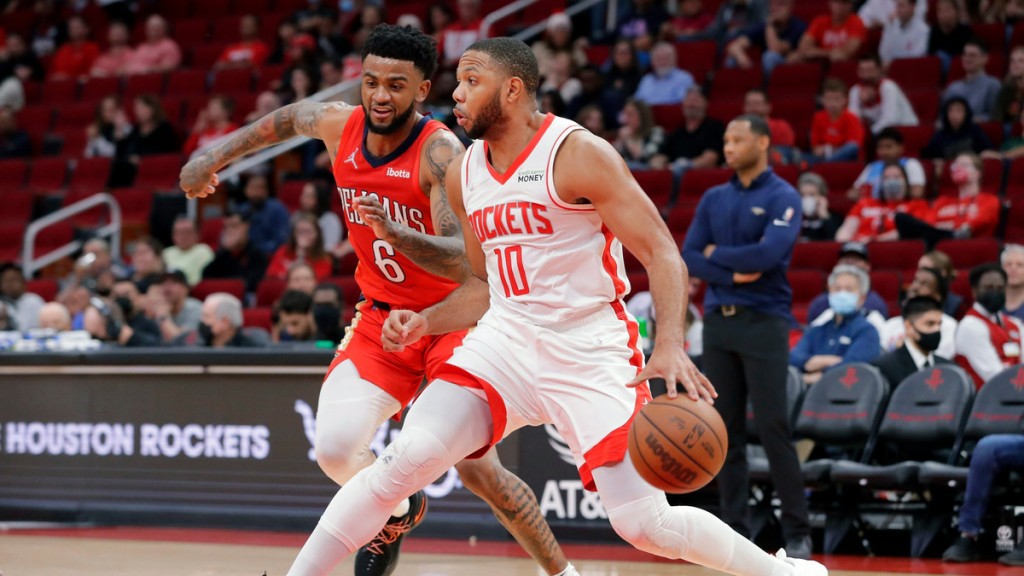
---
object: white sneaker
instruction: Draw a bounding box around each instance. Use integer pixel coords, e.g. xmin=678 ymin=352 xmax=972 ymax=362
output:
xmin=776 ymin=548 xmax=828 ymax=576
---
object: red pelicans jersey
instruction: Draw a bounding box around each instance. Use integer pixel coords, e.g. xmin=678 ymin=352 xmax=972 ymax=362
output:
xmin=333 ymin=108 xmax=459 ymax=310
xmin=460 ymin=114 xmax=630 ymax=325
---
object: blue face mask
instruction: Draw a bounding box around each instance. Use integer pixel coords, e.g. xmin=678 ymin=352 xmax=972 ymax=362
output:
xmin=828 ymin=290 xmax=860 ymax=316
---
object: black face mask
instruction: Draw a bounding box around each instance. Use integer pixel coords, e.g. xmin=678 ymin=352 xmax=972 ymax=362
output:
xmin=313 ymin=303 xmax=342 ymax=342
xmin=198 ymin=322 xmax=214 ymax=344
xmin=115 ymin=296 xmax=133 ymax=318
xmin=914 ymin=326 xmax=942 ymax=353
xmin=976 ymin=291 xmax=1006 ymax=315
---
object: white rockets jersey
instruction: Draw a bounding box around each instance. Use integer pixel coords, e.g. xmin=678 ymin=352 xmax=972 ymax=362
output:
xmin=460 ymin=114 xmax=630 ymax=326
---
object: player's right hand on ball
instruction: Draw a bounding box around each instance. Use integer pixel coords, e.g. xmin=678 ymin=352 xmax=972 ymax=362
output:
xmin=382 ymin=310 xmax=428 ymax=352
xmin=179 ymin=156 xmax=219 ymax=199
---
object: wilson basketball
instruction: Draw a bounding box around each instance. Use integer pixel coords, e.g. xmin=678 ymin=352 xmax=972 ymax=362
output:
xmin=628 ymin=395 xmax=727 ymax=494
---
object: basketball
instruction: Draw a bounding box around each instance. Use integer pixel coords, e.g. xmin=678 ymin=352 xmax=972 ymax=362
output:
xmin=628 ymin=395 xmax=728 ymax=494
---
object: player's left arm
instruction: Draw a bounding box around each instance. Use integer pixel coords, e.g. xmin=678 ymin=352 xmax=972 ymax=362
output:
xmin=556 ymin=131 xmax=715 ymax=403
xmin=353 ymin=130 xmax=470 ymax=282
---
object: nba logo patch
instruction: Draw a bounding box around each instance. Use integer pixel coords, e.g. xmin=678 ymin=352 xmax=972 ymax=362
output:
xmin=783 ymin=207 xmax=794 ymax=222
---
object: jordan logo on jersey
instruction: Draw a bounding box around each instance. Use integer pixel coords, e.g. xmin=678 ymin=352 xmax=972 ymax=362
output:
xmin=468 ymin=201 xmax=553 ymax=244
xmin=344 ymin=149 xmax=359 ymax=170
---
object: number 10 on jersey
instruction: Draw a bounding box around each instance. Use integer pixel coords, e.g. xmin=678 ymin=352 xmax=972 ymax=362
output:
xmin=494 ymin=246 xmax=529 ymax=297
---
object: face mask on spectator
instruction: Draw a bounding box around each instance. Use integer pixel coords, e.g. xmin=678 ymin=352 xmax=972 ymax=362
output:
xmin=880 ymin=179 xmax=905 ymax=201
xmin=801 ymin=196 xmax=818 ymax=217
xmin=912 ymin=324 xmax=942 ymax=353
xmin=828 ymin=290 xmax=860 ymax=316
xmin=976 ymin=291 xmax=1006 ymax=315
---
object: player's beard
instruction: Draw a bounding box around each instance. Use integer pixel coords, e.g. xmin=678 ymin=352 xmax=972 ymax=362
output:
xmin=364 ymin=101 xmax=416 ymax=135
xmin=465 ymin=90 xmax=503 ymax=140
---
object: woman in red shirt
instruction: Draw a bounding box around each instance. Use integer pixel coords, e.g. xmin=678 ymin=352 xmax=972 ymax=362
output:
xmin=266 ymin=214 xmax=333 ymax=280
xmin=837 ymin=162 xmax=930 ymax=242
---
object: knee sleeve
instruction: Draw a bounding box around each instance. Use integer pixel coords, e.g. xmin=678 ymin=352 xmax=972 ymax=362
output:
xmin=315 ymin=432 xmax=376 ymax=486
xmin=605 ymin=495 xmax=690 ymax=559
xmin=363 ymin=426 xmax=452 ymax=507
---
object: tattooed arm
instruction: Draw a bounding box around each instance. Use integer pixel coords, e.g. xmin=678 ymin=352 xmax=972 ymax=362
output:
xmin=353 ymin=131 xmax=471 ymax=282
xmin=179 ymin=101 xmax=351 ymax=199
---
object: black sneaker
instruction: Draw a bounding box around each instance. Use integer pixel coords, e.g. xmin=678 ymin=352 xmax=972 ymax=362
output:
xmin=1000 ymin=542 xmax=1024 ymax=566
xmin=942 ymin=536 xmax=982 ymax=563
xmin=354 ymin=490 xmax=428 ymax=576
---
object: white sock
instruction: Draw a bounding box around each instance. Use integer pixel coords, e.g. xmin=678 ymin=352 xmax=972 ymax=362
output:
xmin=287 ymin=524 xmax=353 ymax=576
xmin=552 ymin=563 xmax=579 ymax=576
xmin=390 ymin=497 xmax=410 ymax=518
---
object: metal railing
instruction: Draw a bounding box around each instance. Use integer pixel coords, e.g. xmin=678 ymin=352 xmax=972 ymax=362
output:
xmin=22 ymin=193 xmax=121 ymax=279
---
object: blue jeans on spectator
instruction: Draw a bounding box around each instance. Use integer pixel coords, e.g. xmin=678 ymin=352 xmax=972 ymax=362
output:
xmin=958 ymin=434 xmax=1024 ymax=535
xmin=935 ymin=50 xmax=953 ymax=76
xmin=806 ymin=142 xmax=860 ymax=165
xmin=762 ymin=50 xmax=786 ymax=78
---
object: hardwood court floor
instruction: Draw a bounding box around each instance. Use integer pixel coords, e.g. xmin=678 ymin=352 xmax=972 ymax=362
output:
xmin=0 ymin=527 xmax=1018 ymax=576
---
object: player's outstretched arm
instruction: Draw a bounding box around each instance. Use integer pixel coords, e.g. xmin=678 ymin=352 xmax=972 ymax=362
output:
xmin=556 ymin=131 xmax=716 ymax=403
xmin=179 ymin=101 xmax=351 ymax=199
xmin=353 ymin=130 xmax=471 ymax=282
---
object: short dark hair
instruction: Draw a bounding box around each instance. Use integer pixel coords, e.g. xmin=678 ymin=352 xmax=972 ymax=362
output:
xmin=746 ymin=87 xmax=769 ymax=102
xmin=965 ymin=37 xmax=989 ymax=54
xmin=903 ymin=295 xmax=943 ymax=321
xmin=363 ymin=24 xmax=439 ymax=80
xmin=858 ymin=53 xmax=882 ymax=67
xmin=969 ymin=262 xmax=1006 ymax=288
xmin=876 ymin=127 xmax=904 ymax=145
xmin=314 ymin=282 xmax=345 ymax=305
xmin=466 ymin=37 xmax=540 ymax=95
xmin=278 ymin=289 xmax=313 ymax=315
xmin=0 ymin=262 xmax=22 ymax=277
xmin=731 ymin=114 xmax=771 ymax=138
xmin=822 ymin=77 xmax=847 ymax=94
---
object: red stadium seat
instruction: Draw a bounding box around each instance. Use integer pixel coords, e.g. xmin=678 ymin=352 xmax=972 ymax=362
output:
xmin=0 ymin=160 xmax=30 ymax=192
xmin=191 ymin=278 xmax=245 ymax=301
xmin=791 ymin=241 xmax=841 ymax=271
xmin=888 ymin=57 xmax=942 ymax=93
xmin=256 ymin=64 xmax=287 ymax=92
xmin=173 ymin=19 xmax=211 ymax=46
xmin=585 ymin=45 xmax=610 ymax=66
xmin=935 ymin=238 xmax=1001 ymax=269
xmin=40 ymin=79 xmax=78 ymax=104
xmin=810 ymin=162 xmax=863 ymax=194
xmin=666 ymin=204 xmax=696 ymax=232
xmin=27 ymin=158 xmax=69 ymax=193
xmin=256 ymin=278 xmax=287 ymax=307
xmin=26 ymin=279 xmax=58 ymax=301
xmin=16 ymin=106 xmax=54 ymax=133
xmin=192 ymin=0 xmax=234 ymax=18
xmin=1005 ymin=201 xmax=1024 ymax=242
xmin=788 ymin=270 xmax=826 ymax=305
xmin=867 ymin=240 xmax=924 ymax=271
xmin=278 ymin=180 xmax=307 ymax=212
xmin=978 ymin=121 xmax=1004 ymax=151
xmin=1005 ymin=158 xmax=1024 ymax=199
xmin=32 ymin=220 xmax=74 ymax=256
xmin=115 ymin=187 xmax=156 ymax=226
xmin=678 ymin=168 xmax=732 ymax=199
xmin=211 ymin=68 xmax=254 ymax=95
xmin=201 ymin=217 xmax=223 ymax=247
xmin=80 ymin=76 xmax=121 ymax=103
xmin=870 ymin=270 xmax=902 ymax=302
xmin=706 ymin=99 xmax=744 ymax=124
xmin=68 ymin=157 xmax=112 ymax=192
xmin=710 ymin=67 xmax=763 ymax=103
xmin=632 ymin=169 xmax=673 ymax=208
xmin=907 ymin=91 xmax=939 ymax=126
xmin=768 ymin=63 xmax=823 ymax=101
xmin=0 ymin=191 xmax=35 ymax=224
xmin=166 ymin=69 xmax=208 ymax=97
xmin=650 ymin=104 xmax=684 ymax=133
xmin=243 ymin=307 xmax=273 ymax=331
xmin=51 ymin=127 xmax=88 ymax=158
xmin=894 ymin=125 xmax=933 ymax=157
xmin=675 ymin=40 xmax=716 ymax=84
xmin=190 ymin=44 xmax=229 ymax=71
xmin=970 ymin=23 xmax=1006 ymax=54
xmin=211 ymin=16 xmax=244 ymax=42
xmin=826 ymin=60 xmax=858 ymax=90
xmin=0 ymin=226 xmax=24 ymax=263
xmin=134 ymin=154 xmax=183 ymax=190
xmin=124 ymin=73 xmax=166 ymax=102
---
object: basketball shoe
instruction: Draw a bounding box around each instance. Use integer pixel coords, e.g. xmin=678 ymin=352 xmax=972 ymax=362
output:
xmin=354 ymin=490 xmax=428 ymax=576
xmin=775 ymin=548 xmax=828 ymax=575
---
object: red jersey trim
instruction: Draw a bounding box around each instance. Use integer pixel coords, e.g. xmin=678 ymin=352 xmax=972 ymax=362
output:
xmin=600 ymin=225 xmax=627 ymax=298
xmin=435 ymin=363 xmax=508 ymax=459
xmin=545 ymin=124 xmax=594 ymax=212
xmin=483 ymin=113 xmax=555 ymax=185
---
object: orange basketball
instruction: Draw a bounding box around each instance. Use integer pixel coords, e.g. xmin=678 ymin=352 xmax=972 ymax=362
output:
xmin=628 ymin=394 xmax=728 ymax=494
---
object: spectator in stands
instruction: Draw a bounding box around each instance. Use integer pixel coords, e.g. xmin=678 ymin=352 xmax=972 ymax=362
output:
xmin=279 ymin=67 xmax=317 ymax=106
xmin=878 ymin=0 xmax=930 ymax=64
xmin=922 ymin=98 xmax=993 ymax=160
xmin=576 ymin=104 xmax=612 ymax=140
xmin=743 ymin=88 xmax=796 ymax=162
xmin=0 ymin=107 xmax=30 ymax=158
xmin=127 ymin=236 xmax=165 ymax=293
xmin=807 ymin=242 xmax=891 ymax=319
xmin=49 ymin=16 xmax=99 ymax=80
xmin=60 ymin=238 xmax=125 ymax=297
xmin=849 ymin=128 xmax=927 ymax=199
xmin=539 ymin=90 xmax=566 ymax=117
xmin=981 ymin=0 xmax=1024 ymax=23
xmin=797 ymin=172 xmax=842 ymax=241
xmin=616 ymin=0 xmax=671 ymax=50
xmin=239 ymin=175 xmax=290 ymax=256
xmin=700 ymin=0 xmax=767 ymax=43
xmin=111 ymin=279 xmax=163 ymax=343
xmin=0 ymin=300 xmax=14 ymax=331
xmin=0 ymin=32 xmax=45 ymax=82
xmin=125 ymin=14 xmax=181 ymax=75
xmin=942 ymin=432 xmax=1024 ymax=566
xmin=859 ymin=0 xmax=928 ymax=28
xmin=111 ymin=94 xmax=178 ymax=186
xmin=214 ymin=14 xmax=270 ymax=71
xmin=90 ymin=21 xmax=134 ymax=78
xmin=286 ymin=262 xmax=318 ymax=296
xmin=84 ymin=295 xmax=162 ymax=347
xmin=538 ymin=52 xmax=582 ymax=105
xmin=724 ymin=0 xmax=806 ymax=77
xmin=85 ymin=95 xmax=131 ymax=159
xmin=296 ymin=181 xmax=342 ymax=254
xmin=789 ymin=0 xmax=866 ymax=63
xmin=312 ymin=282 xmax=345 ymax=344
xmin=984 ymin=108 xmax=1024 ymax=159
xmin=198 ymin=292 xmax=261 ymax=347
xmin=837 ymin=162 xmax=930 ymax=242
xmin=267 ymin=20 xmax=299 ymax=66
xmin=532 ymin=12 xmax=587 ymax=81
xmin=246 ymin=91 xmax=282 ymax=125
xmin=633 ymin=41 xmax=695 ymax=107
xmin=440 ymin=0 xmax=484 ymax=69
xmin=425 ymin=3 xmax=454 ymax=44
xmin=293 ymin=0 xmax=336 ymax=34
xmin=808 ymin=78 xmax=864 ymax=162
xmin=0 ymin=71 xmax=23 ymax=111
xmin=266 ymin=213 xmax=332 ymax=282
xmin=1004 ymin=244 xmax=1024 ymax=321
xmin=149 ymin=269 xmax=201 ymax=343
xmin=613 ymin=98 xmax=665 ymax=170
xmin=565 ymin=65 xmax=620 ymax=131
xmin=602 ymin=39 xmax=644 ymax=104
xmin=184 ymin=96 xmax=239 ymax=158
xmin=664 ymin=0 xmax=715 ymax=40
xmin=994 ymin=46 xmax=1024 ymax=123
xmin=919 ymin=250 xmax=967 ymax=318
xmin=955 ymin=263 xmax=1024 ymax=386
xmin=649 ymin=88 xmax=724 ymax=175
xmin=872 ymin=296 xmax=953 ymax=387
xmin=162 ymin=216 xmax=215 ymax=287
xmin=928 ymin=0 xmax=971 ymax=73
xmin=0 ymin=262 xmax=44 ymax=330
xmin=849 ymin=54 xmax=919 ymax=135
xmin=879 ymin=268 xmax=958 ymax=358
xmin=943 ymin=39 xmax=1002 ymax=122
xmin=272 ymin=289 xmax=317 ymax=343
xmin=37 ymin=301 xmax=72 ymax=332
xmin=791 ymin=265 xmax=882 ymax=384
xmin=203 ymin=210 xmax=269 ymax=294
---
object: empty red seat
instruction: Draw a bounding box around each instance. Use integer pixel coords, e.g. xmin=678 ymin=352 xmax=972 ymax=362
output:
xmin=810 ymin=162 xmax=863 ymax=194
xmin=888 ymin=57 xmax=942 ymax=93
xmin=650 ymin=104 xmax=684 ymax=133
xmin=791 ymin=241 xmax=841 ymax=271
xmin=584 ymin=45 xmax=610 ymax=66
xmin=0 ymin=225 xmax=23 ymax=262
xmin=201 ymin=217 xmax=223 ymax=247
xmin=16 ymin=106 xmax=54 ymax=133
xmin=0 ymin=191 xmax=34 ymax=224
xmin=32 ymin=220 xmax=74 ymax=255
xmin=27 ymin=158 xmax=69 ymax=193
xmin=211 ymin=67 xmax=254 ymax=94
xmin=54 ymin=102 xmax=97 ymax=131
xmin=210 ymin=16 xmax=244 ymax=41
xmin=970 ymin=23 xmax=1006 ymax=54
xmin=870 ymin=270 xmax=902 ymax=302
xmin=256 ymin=64 xmax=287 ymax=92
xmin=243 ymin=307 xmax=273 ymax=330
xmin=1004 ymin=202 xmax=1024 ymax=242
xmin=632 ymin=169 xmax=673 ymax=208
xmin=256 ymin=278 xmax=287 ymax=307
xmin=25 ymin=279 xmax=58 ymax=301
xmin=679 ymin=168 xmax=733 ymax=198
xmin=894 ymin=125 xmax=934 ymax=157
xmin=115 ymin=187 xmax=155 ymax=225
xmin=867 ymin=240 xmax=925 ymax=271
xmin=907 ymin=91 xmax=939 ymax=126
xmin=278 ymin=180 xmax=306 ymax=212
xmin=80 ymin=76 xmax=121 ymax=103
xmin=710 ymin=67 xmax=763 ymax=103
xmin=935 ymin=238 xmax=1001 ymax=269
xmin=190 ymin=44 xmax=229 ymax=71
xmin=124 ymin=72 xmax=166 ymax=101
xmin=1005 ymin=158 xmax=1024 ymax=199
xmin=0 ymin=160 xmax=30 ymax=192
xmin=768 ymin=63 xmax=823 ymax=101
xmin=706 ymin=99 xmax=744 ymax=124
xmin=825 ymin=60 xmax=858 ymax=90
xmin=192 ymin=0 xmax=235 ymax=17
xmin=134 ymin=153 xmax=183 ymax=190
xmin=666 ymin=205 xmax=696 ymax=232
xmin=173 ymin=19 xmax=211 ymax=46
xmin=788 ymin=270 xmax=826 ymax=305
xmin=191 ymin=278 xmax=245 ymax=301
xmin=166 ymin=69 xmax=208 ymax=97
xmin=675 ymin=40 xmax=716 ymax=85
xmin=40 ymin=79 xmax=78 ymax=104
xmin=68 ymin=157 xmax=112 ymax=192
xmin=51 ymin=128 xmax=88 ymax=158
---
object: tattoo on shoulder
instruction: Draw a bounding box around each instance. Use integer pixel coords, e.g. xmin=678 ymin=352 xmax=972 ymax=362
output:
xmin=293 ymin=103 xmax=327 ymax=138
xmin=427 ymin=134 xmax=462 ymax=237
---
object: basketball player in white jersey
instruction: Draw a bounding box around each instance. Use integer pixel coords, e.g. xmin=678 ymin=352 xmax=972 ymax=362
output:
xmin=283 ymin=38 xmax=829 ymax=575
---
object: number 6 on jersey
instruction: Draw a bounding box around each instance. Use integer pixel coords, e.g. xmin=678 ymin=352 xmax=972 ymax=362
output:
xmin=373 ymin=239 xmax=406 ymax=283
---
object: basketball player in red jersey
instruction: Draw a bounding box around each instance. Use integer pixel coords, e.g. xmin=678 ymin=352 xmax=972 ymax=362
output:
xmin=179 ymin=25 xmax=573 ymax=576
xmin=261 ymin=38 xmax=830 ymax=575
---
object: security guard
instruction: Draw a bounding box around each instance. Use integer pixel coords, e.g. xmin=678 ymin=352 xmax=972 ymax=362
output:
xmin=682 ymin=114 xmax=812 ymax=559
